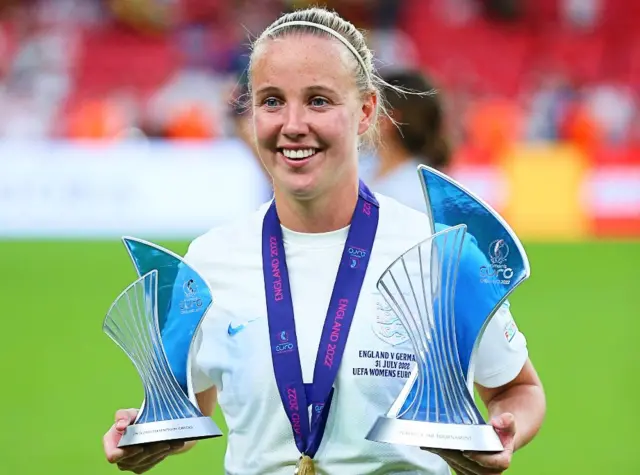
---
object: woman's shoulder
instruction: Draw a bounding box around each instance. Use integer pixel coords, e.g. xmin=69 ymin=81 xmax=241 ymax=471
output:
xmin=185 ymin=201 xmax=271 ymax=264
xmin=375 ymin=193 xmax=486 ymax=264
xmin=372 ymin=193 xmax=434 ymax=263
xmin=375 ymin=192 xmax=432 ymax=237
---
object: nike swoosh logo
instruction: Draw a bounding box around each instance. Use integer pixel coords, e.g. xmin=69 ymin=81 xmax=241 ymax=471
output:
xmin=227 ymin=317 xmax=260 ymax=336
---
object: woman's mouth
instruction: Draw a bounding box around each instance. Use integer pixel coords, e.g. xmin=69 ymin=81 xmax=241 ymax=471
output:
xmin=279 ymin=148 xmax=319 ymax=161
xmin=277 ymin=148 xmax=321 ymax=168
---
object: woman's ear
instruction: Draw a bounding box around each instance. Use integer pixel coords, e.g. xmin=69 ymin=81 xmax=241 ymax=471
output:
xmin=358 ymin=91 xmax=378 ymax=135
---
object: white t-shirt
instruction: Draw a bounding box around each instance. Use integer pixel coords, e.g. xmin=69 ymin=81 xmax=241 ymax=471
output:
xmin=185 ymin=194 xmax=528 ymax=475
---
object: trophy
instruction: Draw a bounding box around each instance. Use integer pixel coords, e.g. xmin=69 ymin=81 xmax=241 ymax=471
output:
xmin=366 ymin=165 xmax=530 ymax=451
xmin=103 ymin=237 xmax=223 ymax=447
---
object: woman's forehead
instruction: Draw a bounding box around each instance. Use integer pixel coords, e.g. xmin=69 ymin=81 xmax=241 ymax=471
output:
xmin=251 ymin=34 xmax=357 ymax=89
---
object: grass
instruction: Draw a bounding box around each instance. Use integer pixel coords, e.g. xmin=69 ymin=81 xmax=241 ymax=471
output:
xmin=1 ymin=239 xmax=637 ymax=474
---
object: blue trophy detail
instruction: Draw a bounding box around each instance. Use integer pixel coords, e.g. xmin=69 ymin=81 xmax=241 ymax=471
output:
xmin=366 ymin=166 xmax=530 ymax=451
xmin=103 ymin=237 xmax=223 ymax=447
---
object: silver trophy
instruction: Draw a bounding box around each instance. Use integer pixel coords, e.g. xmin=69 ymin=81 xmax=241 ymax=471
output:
xmin=366 ymin=166 xmax=530 ymax=451
xmin=103 ymin=237 xmax=222 ymax=447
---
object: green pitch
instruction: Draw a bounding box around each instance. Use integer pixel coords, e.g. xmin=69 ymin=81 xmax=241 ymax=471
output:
xmin=1 ymin=239 xmax=637 ymax=474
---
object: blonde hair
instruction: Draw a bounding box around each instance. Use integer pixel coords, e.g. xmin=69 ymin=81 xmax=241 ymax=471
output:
xmin=246 ymin=7 xmax=419 ymax=150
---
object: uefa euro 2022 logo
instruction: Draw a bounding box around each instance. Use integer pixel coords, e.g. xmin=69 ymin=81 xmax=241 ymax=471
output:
xmin=480 ymin=239 xmax=514 ymax=285
xmin=348 ymin=246 xmax=367 ymax=268
xmin=179 ymin=278 xmax=203 ymax=314
xmin=275 ymin=331 xmax=294 ymax=353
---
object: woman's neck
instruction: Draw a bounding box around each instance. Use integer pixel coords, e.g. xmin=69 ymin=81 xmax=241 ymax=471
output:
xmin=376 ymin=138 xmax=411 ymax=180
xmin=273 ymin=179 xmax=359 ymax=233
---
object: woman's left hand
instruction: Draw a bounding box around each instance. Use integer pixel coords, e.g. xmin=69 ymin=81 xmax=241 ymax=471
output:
xmin=423 ymin=413 xmax=517 ymax=475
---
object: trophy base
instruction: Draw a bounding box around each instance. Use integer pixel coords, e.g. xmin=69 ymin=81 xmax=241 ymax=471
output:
xmin=366 ymin=416 xmax=503 ymax=452
xmin=118 ymin=416 xmax=222 ymax=447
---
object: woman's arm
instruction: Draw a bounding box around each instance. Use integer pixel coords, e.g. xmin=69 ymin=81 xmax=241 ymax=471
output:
xmin=427 ymin=359 xmax=546 ymax=474
xmin=476 ymin=358 xmax=546 ymax=452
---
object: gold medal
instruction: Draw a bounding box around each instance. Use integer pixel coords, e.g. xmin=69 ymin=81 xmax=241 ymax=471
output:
xmin=294 ymin=454 xmax=316 ymax=475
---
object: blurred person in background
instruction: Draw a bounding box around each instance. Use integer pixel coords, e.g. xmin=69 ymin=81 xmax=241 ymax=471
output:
xmin=361 ymin=69 xmax=452 ymax=212
xmin=224 ymin=72 xmax=273 ymax=203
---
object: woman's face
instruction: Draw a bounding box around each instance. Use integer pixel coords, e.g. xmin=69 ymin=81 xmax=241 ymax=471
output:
xmin=250 ymin=34 xmax=376 ymax=201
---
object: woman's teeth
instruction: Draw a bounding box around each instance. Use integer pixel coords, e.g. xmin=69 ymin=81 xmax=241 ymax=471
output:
xmin=281 ymin=148 xmax=316 ymax=160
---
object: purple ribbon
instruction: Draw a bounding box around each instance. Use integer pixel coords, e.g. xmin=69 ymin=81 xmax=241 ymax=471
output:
xmin=262 ymin=181 xmax=379 ymax=458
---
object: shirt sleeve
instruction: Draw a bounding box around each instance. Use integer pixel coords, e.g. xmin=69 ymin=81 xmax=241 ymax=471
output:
xmin=183 ymin=243 xmax=217 ymax=394
xmin=190 ymin=327 xmax=215 ymax=393
xmin=473 ymin=302 xmax=528 ymax=388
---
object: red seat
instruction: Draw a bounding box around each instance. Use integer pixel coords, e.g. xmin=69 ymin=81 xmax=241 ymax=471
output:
xmin=531 ymin=30 xmax=605 ymax=84
xmin=73 ymin=25 xmax=181 ymax=98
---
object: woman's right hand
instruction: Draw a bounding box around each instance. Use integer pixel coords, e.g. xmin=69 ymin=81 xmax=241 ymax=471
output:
xmin=103 ymin=408 xmax=185 ymax=473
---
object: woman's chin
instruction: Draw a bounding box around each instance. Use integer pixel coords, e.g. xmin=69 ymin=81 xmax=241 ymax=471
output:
xmin=276 ymin=174 xmax=321 ymax=200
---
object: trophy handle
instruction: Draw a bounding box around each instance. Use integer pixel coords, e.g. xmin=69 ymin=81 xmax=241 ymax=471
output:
xmin=376 ymin=225 xmax=483 ymax=424
xmin=103 ymin=270 xmax=204 ymax=423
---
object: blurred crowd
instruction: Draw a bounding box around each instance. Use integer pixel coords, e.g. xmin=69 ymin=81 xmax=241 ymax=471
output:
xmin=0 ymin=0 xmax=639 ymax=156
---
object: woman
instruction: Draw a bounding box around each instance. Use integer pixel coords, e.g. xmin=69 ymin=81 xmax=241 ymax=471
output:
xmin=103 ymin=7 xmax=545 ymax=475
xmin=360 ymin=69 xmax=451 ymax=212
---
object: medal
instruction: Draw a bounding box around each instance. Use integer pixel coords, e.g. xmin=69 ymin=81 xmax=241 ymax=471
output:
xmin=294 ymin=454 xmax=316 ymax=475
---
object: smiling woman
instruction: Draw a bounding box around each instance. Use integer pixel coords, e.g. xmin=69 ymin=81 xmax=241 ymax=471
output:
xmin=102 ymin=6 xmax=545 ymax=475
xmin=248 ymin=13 xmax=383 ymax=230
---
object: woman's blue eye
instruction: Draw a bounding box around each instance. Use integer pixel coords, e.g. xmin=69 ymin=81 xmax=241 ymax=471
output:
xmin=311 ymin=97 xmax=328 ymax=107
xmin=264 ymin=98 xmax=280 ymax=107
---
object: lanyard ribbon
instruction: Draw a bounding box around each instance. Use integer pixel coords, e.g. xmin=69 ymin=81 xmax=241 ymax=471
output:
xmin=262 ymin=181 xmax=379 ymax=458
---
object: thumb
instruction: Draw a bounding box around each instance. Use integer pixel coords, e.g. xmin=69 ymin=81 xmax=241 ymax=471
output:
xmin=114 ymin=408 xmax=138 ymax=432
xmin=491 ymin=413 xmax=516 ymax=433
